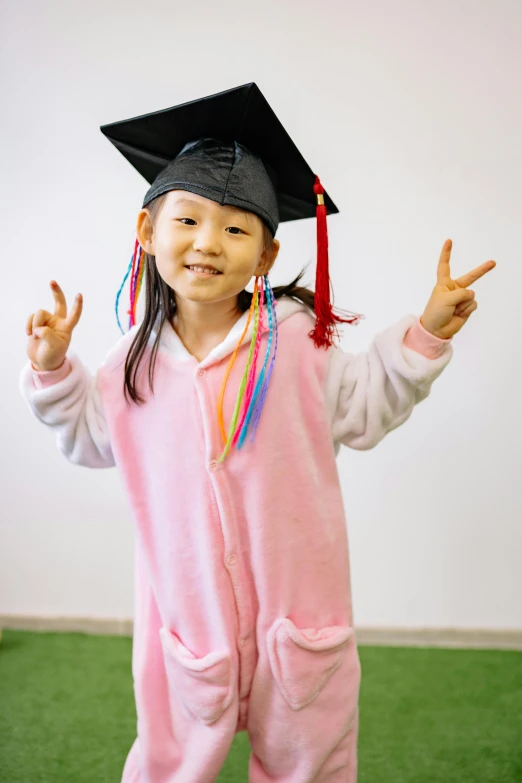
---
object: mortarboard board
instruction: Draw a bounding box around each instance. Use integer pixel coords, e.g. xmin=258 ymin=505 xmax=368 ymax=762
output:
xmin=100 ymin=82 xmax=363 ymax=350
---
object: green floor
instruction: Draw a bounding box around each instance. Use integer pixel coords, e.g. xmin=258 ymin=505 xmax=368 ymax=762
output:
xmin=1 ymin=630 xmax=521 ymax=782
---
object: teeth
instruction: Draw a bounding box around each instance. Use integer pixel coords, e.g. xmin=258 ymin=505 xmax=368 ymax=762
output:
xmin=188 ymin=266 xmax=219 ymax=274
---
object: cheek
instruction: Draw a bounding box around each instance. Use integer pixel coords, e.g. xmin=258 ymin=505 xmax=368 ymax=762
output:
xmin=229 ymin=248 xmax=261 ymax=278
xmin=153 ymin=236 xmax=188 ymax=275
xmin=226 ymin=266 xmax=257 ymax=290
xmin=156 ymin=230 xmax=183 ymax=255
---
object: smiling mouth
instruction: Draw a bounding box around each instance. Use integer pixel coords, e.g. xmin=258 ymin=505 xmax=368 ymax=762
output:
xmin=185 ymin=265 xmax=222 ymax=275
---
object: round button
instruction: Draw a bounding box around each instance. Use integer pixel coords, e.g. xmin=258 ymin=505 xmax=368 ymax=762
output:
xmin=209 ymin=460 xmax=218 ymax=471
xmin=227 ymin=553 xmax=237 ymax=566
xmin=240 ymin=636 xmax=249 ymax=646
xmin=197 ymin=370 xmax=205 ymax=378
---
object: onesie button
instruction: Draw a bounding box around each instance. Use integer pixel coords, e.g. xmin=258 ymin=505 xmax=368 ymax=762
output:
xmin=227 ymin=553 xmax=238 ymax=566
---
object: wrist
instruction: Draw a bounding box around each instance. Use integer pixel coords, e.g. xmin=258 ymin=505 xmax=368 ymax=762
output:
xmin=419 ymin=316 xmax=448 ymax=341
xmin=31 ymin=357 xmax=67 ymax=373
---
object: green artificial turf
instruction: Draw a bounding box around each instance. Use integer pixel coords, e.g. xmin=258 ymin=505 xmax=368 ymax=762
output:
xmin=1 ymin=630 xmax=521 ymax=782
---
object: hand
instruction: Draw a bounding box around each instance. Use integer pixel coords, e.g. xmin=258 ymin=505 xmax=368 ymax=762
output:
xmin=26 ymin=281 xmax=83 ymax=371
xmin=420 ymin=239 xmax=496 ymax=340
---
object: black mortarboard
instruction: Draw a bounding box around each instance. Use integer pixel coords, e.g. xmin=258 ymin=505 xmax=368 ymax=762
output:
xmin=100 ymin=82 xmax=363 ymax=347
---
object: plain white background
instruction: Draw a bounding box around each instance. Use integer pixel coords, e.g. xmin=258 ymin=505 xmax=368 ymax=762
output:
xmin=2 ymin=0 xmax=520 ymax=631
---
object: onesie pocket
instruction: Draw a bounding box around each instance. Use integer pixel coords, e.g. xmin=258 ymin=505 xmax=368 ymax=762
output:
xmin=266 ymin=617 xmax=354 ymax=711
xmin=159 ymin=627 xmax=233 ymax=725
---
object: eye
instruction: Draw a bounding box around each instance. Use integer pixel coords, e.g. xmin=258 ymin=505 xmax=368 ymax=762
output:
xmin=177 ymin=219 xmax=244 ymax=234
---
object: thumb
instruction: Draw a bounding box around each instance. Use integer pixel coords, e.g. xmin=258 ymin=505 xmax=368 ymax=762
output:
xmin=33 ymin=325 xmax=60 ymax=344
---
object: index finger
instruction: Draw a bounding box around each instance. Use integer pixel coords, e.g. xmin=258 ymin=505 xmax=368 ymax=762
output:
xmin=455 ymin=260 xmax=496 ymax=289
xmin=437 ymin=239 xmax=452 ymax=283
xmin=50 ymin=280 xmax=67 ymax=319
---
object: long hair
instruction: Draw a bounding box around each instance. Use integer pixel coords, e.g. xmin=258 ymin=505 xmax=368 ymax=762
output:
xmin=122 ymin=192 xmax=317 ymax=406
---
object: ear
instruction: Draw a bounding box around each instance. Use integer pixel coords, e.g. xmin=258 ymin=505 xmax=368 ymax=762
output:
xmin=256 ymin=238 xmax=280 ymax=277
xmin=136 ymin=209 xmax=155 ymax=254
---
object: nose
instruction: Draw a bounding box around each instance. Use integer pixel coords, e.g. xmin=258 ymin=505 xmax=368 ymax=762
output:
xmin=192 ymin=224 xmax=221 ymax=255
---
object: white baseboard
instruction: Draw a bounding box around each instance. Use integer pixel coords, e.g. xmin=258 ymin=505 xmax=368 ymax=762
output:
xmin=1 ymin=615 xmax=521 ymax=650
xmin=354 ymin=626 xmax=522 ymax=650
xmin=0 ymin=615 xmax=134 ymax=637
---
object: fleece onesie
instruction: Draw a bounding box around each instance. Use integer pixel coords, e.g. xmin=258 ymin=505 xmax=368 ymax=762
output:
xmin=19 ymin=296 xmax=453 ymax=783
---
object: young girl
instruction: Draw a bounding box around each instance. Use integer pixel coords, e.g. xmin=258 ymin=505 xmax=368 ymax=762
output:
xmin=19 ymin=83 xmax=494 ymax=783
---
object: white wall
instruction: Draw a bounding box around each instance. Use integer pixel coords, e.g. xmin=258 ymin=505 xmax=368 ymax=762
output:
xmin=2 ymin=0 xmax=520 ymax=631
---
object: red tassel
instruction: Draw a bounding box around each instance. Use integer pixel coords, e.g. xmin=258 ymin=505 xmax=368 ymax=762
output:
xmin=309 ymin=175 xmax=365 ymax=349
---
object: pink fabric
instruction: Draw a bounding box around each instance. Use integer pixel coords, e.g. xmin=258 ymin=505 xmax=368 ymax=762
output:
xmin=402 ymin=316 xmax=450 ymax=359
xmin=21 ymin=302 xmax=453 ymax=782
xmin=98 ymin=310 xmax=362 ymax=782
xmin=30 ymin=357 xmax=71 ymax=389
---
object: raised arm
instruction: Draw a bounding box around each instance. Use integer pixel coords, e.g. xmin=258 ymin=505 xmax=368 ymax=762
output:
xmin=20 ymin=280 xmax=115 ymax=468
xmin=19 ymin=353 xmax=115 ymax=468
xmin=326 ymin=313 xmax=453 ymax=451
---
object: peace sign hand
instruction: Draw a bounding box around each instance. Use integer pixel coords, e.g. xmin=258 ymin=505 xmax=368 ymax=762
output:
xmin=420 ymin=239 xmax=496 ymax=340
xmin=26 ymin=281 xmax=83 ymax=372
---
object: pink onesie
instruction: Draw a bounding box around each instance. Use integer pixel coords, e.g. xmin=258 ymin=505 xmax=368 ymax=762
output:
xmin=19 ymin=296 xmax=452 ymax=782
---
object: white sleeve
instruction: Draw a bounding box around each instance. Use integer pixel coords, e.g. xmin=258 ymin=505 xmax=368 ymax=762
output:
xmin=18 ymin=352 xmax=116 ymax=469
xmin=325 ymin=313 xmax=454 ymax=452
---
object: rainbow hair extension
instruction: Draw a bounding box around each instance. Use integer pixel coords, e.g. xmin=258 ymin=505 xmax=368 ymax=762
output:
xmin=217 ymin=274 xmax=278 ymax=463
xmin=115 ymin=238 xmax=145 ymax=334
xmin=232 ymin=277 xmax=266 ymax=447
xmin=217 ymin=277 xmax=260 ymax=459
xmin=245 ymin=276 xmax=279 ymax=443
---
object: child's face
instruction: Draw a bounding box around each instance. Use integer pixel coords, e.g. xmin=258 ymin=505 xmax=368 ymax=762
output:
xmin=137 ymin=190 xmax=279 ymax=307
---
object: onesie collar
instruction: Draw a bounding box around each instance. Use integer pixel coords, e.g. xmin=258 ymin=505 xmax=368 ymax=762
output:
xmin=153 ymin=295 xmax=311 ymax=367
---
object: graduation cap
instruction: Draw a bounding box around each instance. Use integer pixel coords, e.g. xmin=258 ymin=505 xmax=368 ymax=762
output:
xmin=100 ymin=82 xmax=363 ymax=349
